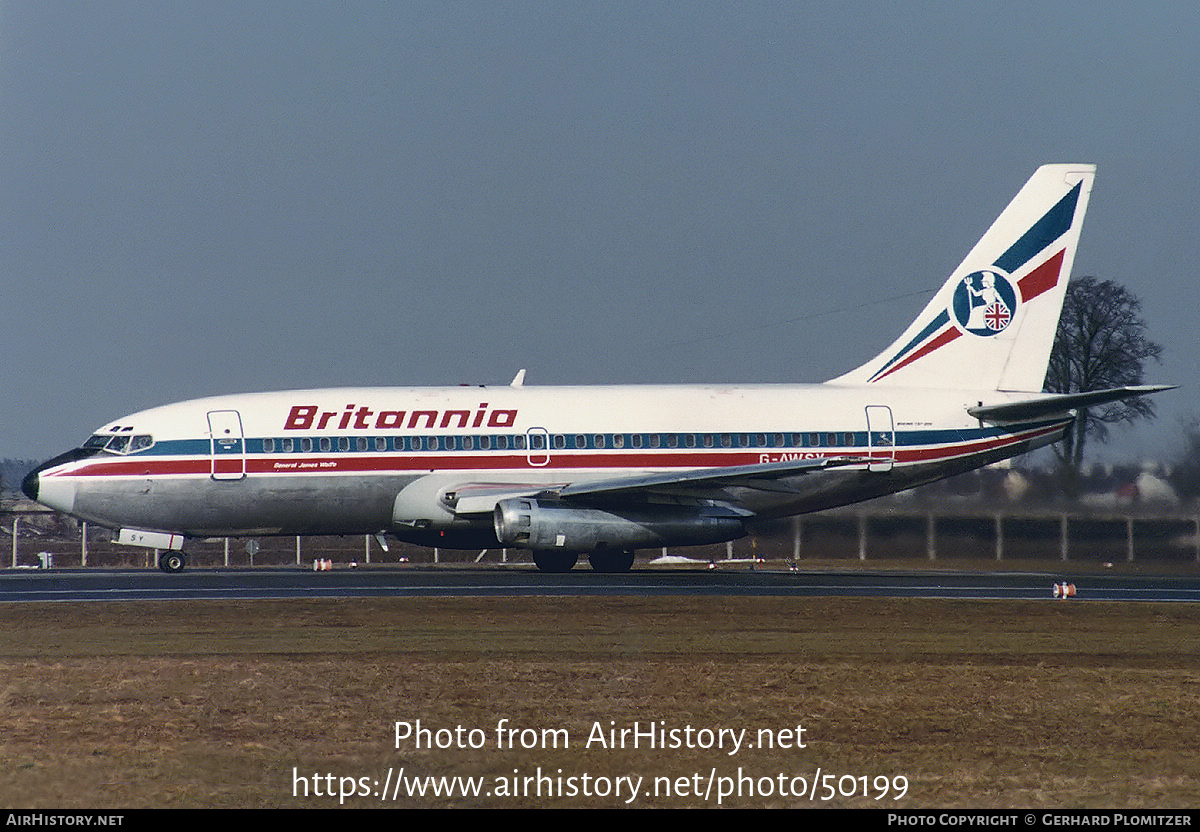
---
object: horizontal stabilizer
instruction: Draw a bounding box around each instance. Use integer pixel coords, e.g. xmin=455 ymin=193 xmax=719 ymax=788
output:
xmin=967 ymin=385 xmax=1176 ymax=422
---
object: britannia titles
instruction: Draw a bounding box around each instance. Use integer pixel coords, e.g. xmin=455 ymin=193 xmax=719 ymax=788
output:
xmin=284 ymin=402 xmax=517 ymax=432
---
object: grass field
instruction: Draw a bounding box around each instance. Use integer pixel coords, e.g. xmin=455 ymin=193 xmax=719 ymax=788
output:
xmin=2 ymin=594 xmax=1198 ymax=808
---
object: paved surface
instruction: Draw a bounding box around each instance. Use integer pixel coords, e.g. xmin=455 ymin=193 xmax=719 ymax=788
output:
xmin=2 ymin=566 xmax=1199 ymax=603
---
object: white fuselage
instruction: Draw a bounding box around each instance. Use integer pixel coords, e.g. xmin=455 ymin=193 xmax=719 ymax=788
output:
xmin=27 ymin=382 xmax=1069 ymax=548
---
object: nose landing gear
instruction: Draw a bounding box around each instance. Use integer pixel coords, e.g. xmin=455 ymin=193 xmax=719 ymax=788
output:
xmin=158 ymin=551 xmax=188 ymax=573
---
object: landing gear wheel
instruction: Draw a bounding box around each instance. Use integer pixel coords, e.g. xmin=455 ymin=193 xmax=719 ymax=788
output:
xmin=589 ymin=550 xmax=636 ymax=573
xmin=158 ymin=551 xmax=187 ymax=573
xmin=532 ymin=550 xmax=579 ymax=573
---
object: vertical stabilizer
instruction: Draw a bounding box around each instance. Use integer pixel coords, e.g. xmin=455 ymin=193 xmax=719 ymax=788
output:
xmin=830 ymin=164 xmax=1095 ymax=392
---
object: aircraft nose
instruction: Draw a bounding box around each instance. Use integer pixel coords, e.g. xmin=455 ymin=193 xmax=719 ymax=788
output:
xmin=21 ymin=468 xmax=39 ymax=502
xmin=19 ymin=452 xmax=82 ymax=513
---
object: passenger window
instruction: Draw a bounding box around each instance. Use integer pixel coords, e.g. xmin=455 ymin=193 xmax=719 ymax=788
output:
xmin=262 ymin=438 xmax=275 ymax=453
xmin=320 ymin=438 xmax=331 ymax=452
xmin=282 ymin=438 xmax=294 ymax=453
xmin=375 ymin=437 xmax=386 ymax=451
xmin=301 ymin=438 xmax=313 ymax=453
xmin=338 ymin=437 xmax=349 ymax=452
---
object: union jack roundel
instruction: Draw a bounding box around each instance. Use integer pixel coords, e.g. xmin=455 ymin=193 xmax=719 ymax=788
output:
xmin=951 ymin=270 xmax=1018 ymax=336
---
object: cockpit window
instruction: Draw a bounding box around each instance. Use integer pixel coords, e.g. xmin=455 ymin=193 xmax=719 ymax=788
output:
xmin=82 ymin=434 xmax=154 ymax=454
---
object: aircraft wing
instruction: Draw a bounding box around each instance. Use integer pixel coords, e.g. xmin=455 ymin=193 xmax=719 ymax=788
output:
xmin=449 ymin=455 xmax=861 ymax=515
xmin=968 ymin=385 xmax=1175 ymax=422
xmin=450 ymin=482 xmax=570 ymax=515
xmin=555 ymin=455 xmax=860 ymax=500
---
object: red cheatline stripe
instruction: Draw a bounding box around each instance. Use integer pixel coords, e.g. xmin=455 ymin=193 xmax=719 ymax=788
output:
xmin=55 ymin=451 xmax=808 ymax=477
xmin=1017 ymin=248 xmax=1065 ymax=302
xmin=894 ymin=422 xmax=1065 ymax=463
xmin=872 ymin=327 xmax=962 ymax=382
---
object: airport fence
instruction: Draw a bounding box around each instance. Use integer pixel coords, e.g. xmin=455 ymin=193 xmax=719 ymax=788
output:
xmin=3 ymin=505 xmax=1199 ymax=571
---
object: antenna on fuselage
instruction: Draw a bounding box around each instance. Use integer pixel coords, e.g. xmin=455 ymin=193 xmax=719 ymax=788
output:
xmin=510 ymin=369 xmax=526 ymax=387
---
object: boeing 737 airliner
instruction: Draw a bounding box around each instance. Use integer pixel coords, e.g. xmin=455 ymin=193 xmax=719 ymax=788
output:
xmin=23 ymin=165 xmax=1172 ymax=572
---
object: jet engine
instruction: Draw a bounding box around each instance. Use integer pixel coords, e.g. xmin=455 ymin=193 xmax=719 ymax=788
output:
xmin=492 ymin=498 xmax=745 ymax=551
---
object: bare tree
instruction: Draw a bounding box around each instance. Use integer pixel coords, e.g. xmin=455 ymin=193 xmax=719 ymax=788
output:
xmin=1044 ymin=276 xmax=1163 ymax=473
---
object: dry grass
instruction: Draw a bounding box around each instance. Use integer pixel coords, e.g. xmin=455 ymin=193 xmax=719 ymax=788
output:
xmin=1 ymin=596 xmax=1198 ymax=808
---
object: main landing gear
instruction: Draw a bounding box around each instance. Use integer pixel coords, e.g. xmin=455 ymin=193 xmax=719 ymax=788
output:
xmin=530 ymin=550 xmax=637 ymax=573
xmin=158 ymin=551 xmax=188 ymax=573
xmin=588 ymin=549 xmax=636 ymax=573
xmin=531 ymin=550 xmax=578 ymax=573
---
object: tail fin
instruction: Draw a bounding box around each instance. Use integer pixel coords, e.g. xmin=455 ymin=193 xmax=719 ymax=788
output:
xmin=830 ymin=164 xmax=1095 ymax=392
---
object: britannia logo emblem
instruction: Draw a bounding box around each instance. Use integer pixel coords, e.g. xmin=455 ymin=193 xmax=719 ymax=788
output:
xmin=951 ymin=270 xmax=1017 ymax=336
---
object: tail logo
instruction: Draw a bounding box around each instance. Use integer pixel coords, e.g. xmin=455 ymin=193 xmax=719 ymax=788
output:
xmin=848 ymin=167 xmax=1088 ymax=386
xmin=952 ymin=270 xmax=1016 ymax=336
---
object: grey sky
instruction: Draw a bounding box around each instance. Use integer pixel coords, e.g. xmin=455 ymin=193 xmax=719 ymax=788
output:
xmin=2 ymin=2 xmax=1196 ymax=462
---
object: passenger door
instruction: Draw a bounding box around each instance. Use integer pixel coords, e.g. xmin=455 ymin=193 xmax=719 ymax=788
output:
xmin=208 ymin=410 xmax=246 ymax=481
xmin=865 ymin=405 xmax=895 ymax=473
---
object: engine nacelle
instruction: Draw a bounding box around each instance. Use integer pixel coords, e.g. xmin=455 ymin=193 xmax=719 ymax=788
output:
xmin=493 ymin=498 xmax=745 ymax=551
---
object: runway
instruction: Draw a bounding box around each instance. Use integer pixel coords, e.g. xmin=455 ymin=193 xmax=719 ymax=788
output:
xmin=2 ymin=565 xmax=1198 ymax=603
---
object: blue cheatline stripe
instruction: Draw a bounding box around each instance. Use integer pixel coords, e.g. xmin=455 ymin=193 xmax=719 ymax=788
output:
xmin=116 ymin=417 xmax=1067 ymax=460
xmin=897 ymin=417 xmax=1066 ymax=447
xmin=993 ymin=181 xmax=1081 ymax=274
xmin=869 ymin=310 xmax=950 ymax=380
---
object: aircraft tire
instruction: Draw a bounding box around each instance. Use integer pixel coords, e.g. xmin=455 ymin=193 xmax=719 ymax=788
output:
xmin=531 ymin=550 xmax=578 ymax=573
xmin=158 ymin=551 xmax=187 ymax=574
xmin=589 ymin=550 xmax=636 ymax=573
